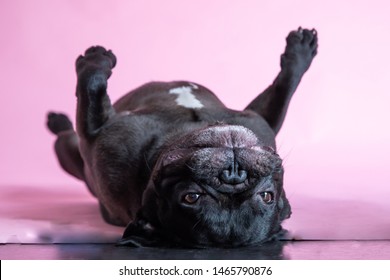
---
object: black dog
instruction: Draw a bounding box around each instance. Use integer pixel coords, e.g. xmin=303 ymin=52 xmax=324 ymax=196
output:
xmin=47 ymin=27 xmax=317 ymax=247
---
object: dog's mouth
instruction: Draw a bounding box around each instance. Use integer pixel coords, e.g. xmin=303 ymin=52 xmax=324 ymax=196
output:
xmin=160 ymin=124 xmax=275 ymax=166
xmin=157 ymin=125 xmax=281 ymax=193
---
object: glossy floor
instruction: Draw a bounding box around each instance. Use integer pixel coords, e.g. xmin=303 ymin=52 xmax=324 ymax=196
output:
xmin=1 ymin=241 xmax=390 ymax=260
xmin=1 ymin=185 xmax=389 ymax=259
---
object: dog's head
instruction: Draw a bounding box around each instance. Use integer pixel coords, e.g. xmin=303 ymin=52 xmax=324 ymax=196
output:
xmin=119 ymin=125 xmax=291 ymax=247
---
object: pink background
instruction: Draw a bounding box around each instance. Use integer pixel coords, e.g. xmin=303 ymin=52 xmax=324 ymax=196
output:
xmin=1 ymin=0 xmax=389 ymax=216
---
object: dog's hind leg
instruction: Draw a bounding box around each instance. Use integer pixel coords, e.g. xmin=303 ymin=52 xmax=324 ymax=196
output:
xmin=245 ymin=28 xmax=318 ymax=135
xmin=47 ymin=112 xmax=85 ymax=182
xmin=75 ymin=46 xmax=117 ymax=140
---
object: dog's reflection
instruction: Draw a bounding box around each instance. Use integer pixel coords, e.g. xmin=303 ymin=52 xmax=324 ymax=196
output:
xmin=54 ymin=241 xmax=288 ymax=260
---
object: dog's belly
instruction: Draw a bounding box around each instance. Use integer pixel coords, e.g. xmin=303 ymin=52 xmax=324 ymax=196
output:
xmin=109 ymin=80 xmax=276 ymax=148
xmin=113 ymin=81 xmax=226 ymax=112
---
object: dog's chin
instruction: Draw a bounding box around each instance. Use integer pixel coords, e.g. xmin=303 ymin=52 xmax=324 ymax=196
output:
xmin=156 ymin=124 xmax=282 ymax=189
xmin=160 ymin=124 xmax=273 ymax=167
xmin=186 ymin=124 xmax=261 ymax=147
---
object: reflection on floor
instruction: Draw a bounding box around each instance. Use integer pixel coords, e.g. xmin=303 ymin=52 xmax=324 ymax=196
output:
xmin=1 ymin=241 xmax=390 ymax=260
xmin=0 ymin=185 xmax=389 ymax=259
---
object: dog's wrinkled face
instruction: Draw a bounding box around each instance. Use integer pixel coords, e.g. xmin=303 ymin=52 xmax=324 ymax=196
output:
xmin=120 ymin=125 xmax=291 ymax=247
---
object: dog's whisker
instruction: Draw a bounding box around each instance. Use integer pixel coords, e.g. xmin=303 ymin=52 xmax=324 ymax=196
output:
xmin=192 ymin=219 xmax=202 ymax=230
xmin=185 ymin=163 xmax=196 ymax=171
xmin=143 ymin=153 xmax=152 ymax=172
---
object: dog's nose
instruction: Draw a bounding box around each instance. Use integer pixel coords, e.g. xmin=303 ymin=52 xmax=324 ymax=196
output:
xmin=220 ymin=162 xmax=247 ymax=185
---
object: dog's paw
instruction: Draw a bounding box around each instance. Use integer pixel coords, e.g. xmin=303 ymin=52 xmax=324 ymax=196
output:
xmin=75 ymin=46 xmax=117 ymax=93
xmin=76 ymin=46 xmax=117 ymax=74
xmin=47 ymin=112 xmax=73 ymax=135
xmin=281 ymin=27 xmax=318 ymax=74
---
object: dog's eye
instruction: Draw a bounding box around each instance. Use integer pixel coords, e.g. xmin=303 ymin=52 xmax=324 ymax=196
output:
xmin=183 ymin=193 xmax=201 ymax=204
xmin=259 ymin=192 xmax=274 ymax=204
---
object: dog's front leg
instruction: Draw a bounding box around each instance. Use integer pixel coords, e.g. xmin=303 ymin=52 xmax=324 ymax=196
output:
xmin=246 ymin=28 xmax=318 ymax=134
xmin=75 ymin=46 xmax=117 ymax=139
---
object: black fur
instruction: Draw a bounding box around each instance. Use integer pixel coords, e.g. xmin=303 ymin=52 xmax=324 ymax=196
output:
xmin=47 ymin=27 xmax=317 ymax=247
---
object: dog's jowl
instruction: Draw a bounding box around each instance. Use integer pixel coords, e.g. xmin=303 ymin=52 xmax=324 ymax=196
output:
xmin=47 ymin=28 xmax=318 ymax=247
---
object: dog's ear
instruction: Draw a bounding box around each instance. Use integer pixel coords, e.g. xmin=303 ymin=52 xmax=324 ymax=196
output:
xmin=118 ymin=186 xmax=166 ymax=247
xmin=278 ymin=189 xmax=291 ymax=221
xmin=117 ymin=218 xmax=163 ymax=247
xmin=117 ymin=180 xmax=168 ymax=247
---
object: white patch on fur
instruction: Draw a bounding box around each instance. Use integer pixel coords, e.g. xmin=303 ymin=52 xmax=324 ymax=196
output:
xmin=169 ymin=85 xmax=203 ymax=109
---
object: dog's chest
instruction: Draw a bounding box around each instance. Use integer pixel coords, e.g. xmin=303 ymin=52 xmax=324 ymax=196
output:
xmin=168 ymin=83 xmax=204 ymax=109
